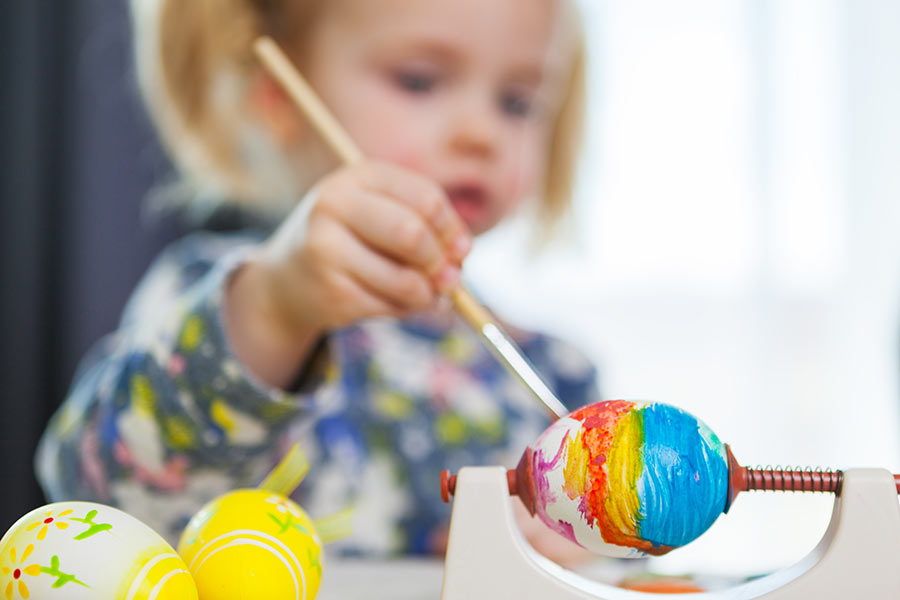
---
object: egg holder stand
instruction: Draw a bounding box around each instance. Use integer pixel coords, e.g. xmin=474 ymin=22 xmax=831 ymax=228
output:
xmin=439 ymin=458 xmax=900 ymax=599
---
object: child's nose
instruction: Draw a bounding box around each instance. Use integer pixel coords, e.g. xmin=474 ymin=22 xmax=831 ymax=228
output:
xmin=448 ymin=93 xmax=501 ymax=159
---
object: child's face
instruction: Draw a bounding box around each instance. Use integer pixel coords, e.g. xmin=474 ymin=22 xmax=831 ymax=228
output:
xmin=300 ymin=0 xmax=570 ymax=236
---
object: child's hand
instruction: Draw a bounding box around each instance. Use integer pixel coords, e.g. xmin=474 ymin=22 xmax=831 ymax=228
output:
xmin=225 ymin=162 xmax=472 ymax=387
xmin=261 ymin=161 xmax=471 ymax=329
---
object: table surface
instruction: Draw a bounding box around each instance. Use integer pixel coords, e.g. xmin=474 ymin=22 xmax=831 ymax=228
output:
xmin=318 ymin=558 xmax=445 ymax=600
xmin=316 ymin=556 xmax=749 ymax=598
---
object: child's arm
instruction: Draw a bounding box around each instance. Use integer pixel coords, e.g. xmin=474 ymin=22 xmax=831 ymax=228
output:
xmin=224 ymin=160 xmax=472 ymax=388
xmin=35 ymin=232 xmax=319 ymax=539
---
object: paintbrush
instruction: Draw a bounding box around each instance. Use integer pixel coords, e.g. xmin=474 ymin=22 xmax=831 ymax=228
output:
xmin=253 ymin=36 xmax=568 ymax=420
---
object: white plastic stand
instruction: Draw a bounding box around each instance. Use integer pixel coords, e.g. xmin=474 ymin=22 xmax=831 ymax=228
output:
xmin=440 ymin=467 xmax=900 ymax=599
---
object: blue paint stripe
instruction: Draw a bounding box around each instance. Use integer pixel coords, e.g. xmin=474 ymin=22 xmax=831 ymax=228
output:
xmin=635 ymin=404 xmax=728 ymax=548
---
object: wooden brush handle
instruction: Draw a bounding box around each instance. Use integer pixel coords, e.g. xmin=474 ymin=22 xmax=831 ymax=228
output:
xmin=254 ymin=37 xmax=363 ymax=165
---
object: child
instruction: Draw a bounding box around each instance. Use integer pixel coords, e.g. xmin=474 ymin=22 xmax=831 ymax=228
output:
xmin=37 ymin=0 xmax=599 ymax=560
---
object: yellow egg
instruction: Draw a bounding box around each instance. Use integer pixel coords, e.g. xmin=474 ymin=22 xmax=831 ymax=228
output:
xmin=0 ymin=501 xmax=198 ymax=600
xmin=177 ymin=489 xmax=323 ymax=600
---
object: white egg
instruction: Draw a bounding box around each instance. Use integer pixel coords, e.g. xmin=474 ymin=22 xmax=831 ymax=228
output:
xmin=0 ymin=501 xmax=197 ymax=600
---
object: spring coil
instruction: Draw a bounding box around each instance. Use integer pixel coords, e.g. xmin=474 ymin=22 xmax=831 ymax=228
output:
xmin=746 ymin=465 xmax=842 ymax=494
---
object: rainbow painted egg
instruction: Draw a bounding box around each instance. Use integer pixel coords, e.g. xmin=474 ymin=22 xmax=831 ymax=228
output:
xmin=177 ymin=489 xmax=322 ymax=600
xmin=530 ymin=400 xmax=728 ymax=557
xmin=0 ymin=501 xmax=198 ymax=599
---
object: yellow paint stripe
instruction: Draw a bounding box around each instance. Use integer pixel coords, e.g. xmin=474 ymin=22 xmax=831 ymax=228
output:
xmin=562 ymin=427 xmax=590 ymax=499
xmin=603 ymin=409 xmax=643 ymax=538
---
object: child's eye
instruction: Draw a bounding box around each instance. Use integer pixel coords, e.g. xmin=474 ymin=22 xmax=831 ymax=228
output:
xmin=500 ymin=91 xmax=534 ymax=118
xmin=394 ymin=71 xmax=436 ymax=94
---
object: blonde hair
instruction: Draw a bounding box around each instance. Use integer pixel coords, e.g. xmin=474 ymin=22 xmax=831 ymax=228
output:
xmin=131 ymin=0 xmax=586 ymax=233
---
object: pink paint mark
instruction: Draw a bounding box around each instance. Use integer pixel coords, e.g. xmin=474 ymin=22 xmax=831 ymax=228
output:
xmin=532 ymin=431 xmax=570 ymax=511
xmin=534 ymin=509 xmax=581 ymax=545
xmin=577 ymin=494 xmax=594 ymax=525
xmin=555 ymin=520 xmax=579 ymax=545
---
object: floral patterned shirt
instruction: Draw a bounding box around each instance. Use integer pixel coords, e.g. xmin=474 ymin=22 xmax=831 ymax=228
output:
xmin=36 ymin=231 xmax=599 ymax=555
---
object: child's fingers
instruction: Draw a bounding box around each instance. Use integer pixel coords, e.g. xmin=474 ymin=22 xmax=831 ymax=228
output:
xmin=334 ymin=227 xmax=438 ymax=311
xmin=360 ymin=163 xmax=472 ymax=263
xmin=306 ymin=219 xmax=410 ymax=319
xmin=329 ymin=189 xmax=457 ymax=288
xmin=327 ymin=270 xmax=407 ymax=323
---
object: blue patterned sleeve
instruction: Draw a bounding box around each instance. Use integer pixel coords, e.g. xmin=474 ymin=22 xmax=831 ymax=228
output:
xmin=35 ymin=232 xmax=325 ymax=539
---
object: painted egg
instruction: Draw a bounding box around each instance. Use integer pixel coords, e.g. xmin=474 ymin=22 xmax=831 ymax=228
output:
xmin=177 ymin=489 xmax=322 ymax=600
xmin=0 ymin=501 xmax=198 ymax=600
xmin=530 ymin=400 xmax=728 ymax=557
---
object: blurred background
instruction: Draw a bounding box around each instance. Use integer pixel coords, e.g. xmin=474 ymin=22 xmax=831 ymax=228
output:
xmin=2 ymin=0 xmax=899 ymax=580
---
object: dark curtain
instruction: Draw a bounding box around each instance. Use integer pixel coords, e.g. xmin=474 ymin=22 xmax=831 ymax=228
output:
xmin=0 ymin=0 xmax=179 ymax=529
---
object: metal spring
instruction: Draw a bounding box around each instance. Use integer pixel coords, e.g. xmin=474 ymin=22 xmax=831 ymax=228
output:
xmin=746 ymin=465 xmax=842 ymax=494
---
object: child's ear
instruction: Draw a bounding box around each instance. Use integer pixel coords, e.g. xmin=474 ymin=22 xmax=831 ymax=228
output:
xmin=248 ymin=69 xmax=307 ymax=148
